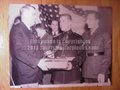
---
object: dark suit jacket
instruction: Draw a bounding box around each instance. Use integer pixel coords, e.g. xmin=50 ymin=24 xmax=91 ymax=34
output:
xmin=52 ymin=30 xmax=86 ymax=83
xmin=82 ymin=29 xmax=111 ymax=79
xmin=10 ymin=22 xmax=43 ymax=85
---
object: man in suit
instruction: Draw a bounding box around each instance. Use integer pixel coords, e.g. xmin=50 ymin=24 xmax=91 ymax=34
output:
xmin=10 ymin=5 xmax=44 ymax=85
xmin=82 ymin=11 xmax=111 ymax=83
xmin=52 ymin=14 xmax=86 ymax=84
xmin=35 ymin=23 xmax=54 ymax=84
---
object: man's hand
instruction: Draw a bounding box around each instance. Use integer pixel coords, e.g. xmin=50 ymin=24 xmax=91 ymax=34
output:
xmin=66 ymin=62 xmax=72 ymax=70
xmin=44 ymin=50 xmax=54 ymax=58
xmin=97 ymin=73 xmax=105 ymax=83
xmin=37 ymin=58 xmax=48 ymax=71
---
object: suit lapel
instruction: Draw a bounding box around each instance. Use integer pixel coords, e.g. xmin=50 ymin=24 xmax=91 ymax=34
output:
xmin=90 ymin=28 xmax=101 ymax=40
xmin=20 ymin=22 xmax=33 ymax=38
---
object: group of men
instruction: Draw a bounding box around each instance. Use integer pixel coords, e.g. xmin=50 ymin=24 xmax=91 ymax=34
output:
xmin=10 ymin=5 xmax=111 ymax=85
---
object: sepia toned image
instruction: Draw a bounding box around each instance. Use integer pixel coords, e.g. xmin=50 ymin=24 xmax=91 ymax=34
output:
xmin=9 ymin=4 xmax=112 ymax=88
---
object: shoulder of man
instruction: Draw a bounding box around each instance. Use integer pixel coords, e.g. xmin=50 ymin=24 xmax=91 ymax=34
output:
xmin=53 ymin=31 xmax=65 ymax=40
xmin=99 ymin=30 xmax=111 ymax=40
xmin=11 ymin=22 xmax=23 ymax=31
xmin=82 ymin=30 xmax=90 ymax=38
xmin=70 ymin=30 xmax=83 ymax=39
xmin=45 ymin=33 xmax=53 ymax=40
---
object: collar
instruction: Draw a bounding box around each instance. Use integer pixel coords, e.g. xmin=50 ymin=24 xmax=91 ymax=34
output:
xmin=22 ymin=21 xmax=32 ymax=31
xmin=52 ymin=31 xmax=59 ymax=36
xmin=65 ymin=29 xmax=72 ymax=34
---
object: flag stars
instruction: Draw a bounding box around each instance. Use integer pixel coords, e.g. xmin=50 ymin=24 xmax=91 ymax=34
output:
xmin=49 ymin=9 xmax=52 ymax=12
xmin=44 ymin=8 xmax=47 ymax=11
xmin=40 ymin=17 xmax=43 ymax=20
xmin=43 ymin=18 xmax=46 ymax=21
xmin=55 ymin=5 xmax=58 ymax=8
xmin=45 ymin=24 xmax=48 ymax=27
xmin=38 ymin=4 xmax=59 ymax=28
xmin=46 ymin=13 xmax=49 ymax=16
xmin=56 ymin=14 xmax=59 ymax=17
xmin=50 ymin=14 xmax=53 ymax=17
xmin=54 ymin=10 xmax=58 ymax=13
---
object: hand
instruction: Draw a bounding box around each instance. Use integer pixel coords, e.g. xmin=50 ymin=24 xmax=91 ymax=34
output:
xmin=36 ymin=29 xmax=41 ymax=37
xmin=37 ymin=58 xmax=48 ymax=71
xmin=44 ymin=50 xmax=54 ymax=58
xmin=97 ymin=73 xmax=105 ymax=83
xmin=36 ymin=28 xmax=46 ymax=37
xmin=66 ymin=62 xmax=72 ymax=70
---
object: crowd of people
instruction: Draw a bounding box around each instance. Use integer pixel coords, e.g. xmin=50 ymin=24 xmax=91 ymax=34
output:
xmin=10 ymin=4 xmax=111 ymax=85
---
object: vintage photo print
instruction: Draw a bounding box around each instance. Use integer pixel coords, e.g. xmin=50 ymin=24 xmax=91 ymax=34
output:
xmin=9 ymin=4 xmax=112 ymax=88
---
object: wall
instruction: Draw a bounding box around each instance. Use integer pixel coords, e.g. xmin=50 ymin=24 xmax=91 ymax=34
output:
xmin=0 ymin=0 xmax=120 ymax=90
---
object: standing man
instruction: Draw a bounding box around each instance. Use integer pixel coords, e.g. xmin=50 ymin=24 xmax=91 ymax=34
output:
xmin=82 ymin=11 xmax=111 ymax=83
xmin=10 ymin=5 xmax=44 ymax=85
xmin=52 ymin=14 xmax=86 ymax=84
xmin=35 ymin=23 xmax=53 ymax=84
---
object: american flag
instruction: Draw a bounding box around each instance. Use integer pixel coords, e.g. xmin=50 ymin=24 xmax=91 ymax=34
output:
xmin=38 ymin=4 xmax=87 ymax=29
xmin=63 ymin=5 xmax=88 ymax=17
xmin=38 ymin=4 xmax=60 ymax=29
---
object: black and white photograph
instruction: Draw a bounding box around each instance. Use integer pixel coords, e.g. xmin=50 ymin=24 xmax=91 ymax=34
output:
xmin=9 ymin=4 xmax=112 ymax=88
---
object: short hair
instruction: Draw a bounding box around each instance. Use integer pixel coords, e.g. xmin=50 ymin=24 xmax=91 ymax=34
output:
xmin=49 ymin=19 xmax=59 ymax=25
xmin=35 ymin=23 xmax=46 ymax=30
xmin=13 ymin=16 xmax=21 ymax=25
xmin=20 ymin=4 xmax=35 ymax=16
xmin=60 ymin=14 xmax=72 ymax=20
xmin=87 ymin=11 xmax=100 ymax=19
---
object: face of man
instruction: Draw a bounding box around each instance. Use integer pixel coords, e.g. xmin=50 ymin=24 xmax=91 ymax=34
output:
xmin=60 ymin=16 xmax=72 ymax=32
xmin=28 ymin=8 xmax=36 ymax=26
xmin=36 ymin=28 xmax=46 ymax=38
xmin=50 ymin=20 xmax=59 ymax=32
xmin=22 ymin=7 xmax=37 ymax=27
xmin=86 ymin=13 xmax=99 ymax=29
